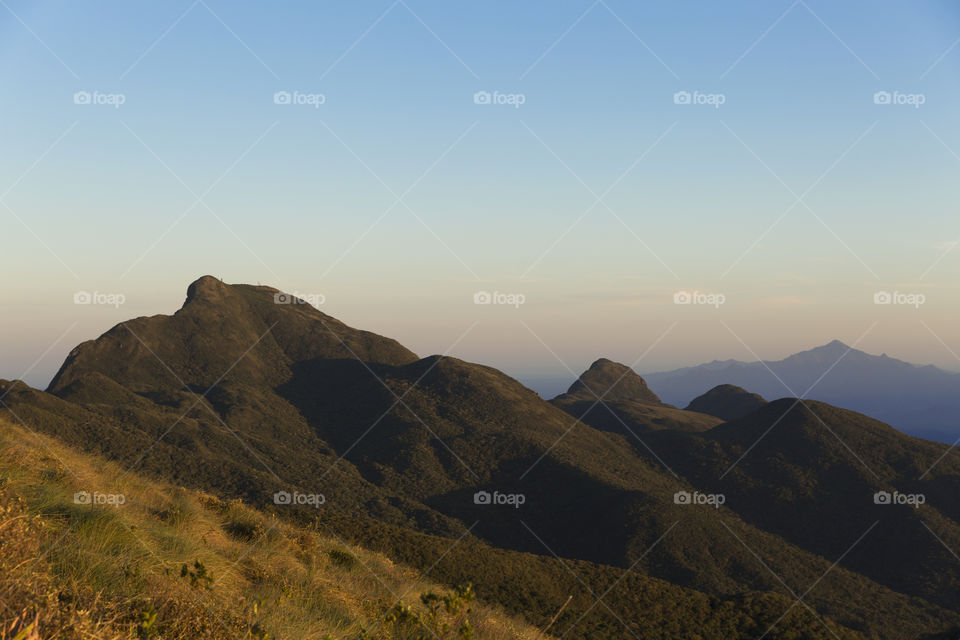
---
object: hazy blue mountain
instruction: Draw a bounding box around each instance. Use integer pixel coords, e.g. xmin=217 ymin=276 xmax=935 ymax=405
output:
xmin=646 ymin=340 xmax=960 ymax=442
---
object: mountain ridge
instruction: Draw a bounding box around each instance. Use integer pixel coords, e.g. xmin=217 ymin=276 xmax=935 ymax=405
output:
xmin=2 ymin=277 xmax=960 ymax=639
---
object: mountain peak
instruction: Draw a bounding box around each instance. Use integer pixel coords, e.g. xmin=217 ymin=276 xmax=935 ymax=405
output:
xmin=562 ymin=358 xmax=661 ymax=404
xmin=685 ymin=384 xmax=766 ymax=421
xmin=48 ymin=277 xmax=419 ymax=395
xmin=185 ymin=275 xmax=230 ymax=304
xmin=818 ymin=339 xmax=850 ymax=351
xmin=796 ymin=340 xmax=859 ymax=360
xmin=781 ymin=339 xmax=864 ymax=366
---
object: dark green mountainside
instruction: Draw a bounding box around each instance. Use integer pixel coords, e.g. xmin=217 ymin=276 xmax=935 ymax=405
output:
xmin=2 ymin=276 xmax=960 ymax=639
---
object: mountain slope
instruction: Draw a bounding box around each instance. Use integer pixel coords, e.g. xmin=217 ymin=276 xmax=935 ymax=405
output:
xmin=0 ymin=416 xmax=548 ymax=640
xmin=0 ymin=412 xmax=876 ymax=640
xmin=649 ymin=399 xmax=960 ymax=613
xmin=548 ymin=362 xmax=960 ymax=637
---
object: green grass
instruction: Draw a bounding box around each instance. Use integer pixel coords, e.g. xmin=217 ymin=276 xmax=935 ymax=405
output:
xmin=0 ymin=418 xmax=550 ymax=640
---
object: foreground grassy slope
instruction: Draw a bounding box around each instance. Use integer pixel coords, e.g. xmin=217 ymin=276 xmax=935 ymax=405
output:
xmin=0 ymin=417 xmax=547 ymax=640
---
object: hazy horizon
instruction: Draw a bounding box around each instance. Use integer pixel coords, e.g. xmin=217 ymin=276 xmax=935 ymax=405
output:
xmin=3 ymin=1 xmax=960 ymax=391
xmin=9 ymin=278 xmax=960 ymax=395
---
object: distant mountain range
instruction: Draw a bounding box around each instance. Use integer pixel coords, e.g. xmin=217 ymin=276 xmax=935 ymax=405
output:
xmin=646 ymin=340 xmax=960 ymax=443
xmin=2 ymin=277 xmax=960 ymax=638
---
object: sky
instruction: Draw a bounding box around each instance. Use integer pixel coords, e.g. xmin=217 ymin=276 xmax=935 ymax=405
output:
xmin=2 ymin=0 xmax=960 ymax=393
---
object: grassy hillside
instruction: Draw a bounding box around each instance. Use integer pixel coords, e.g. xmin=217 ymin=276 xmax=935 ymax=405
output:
xmin=0 ymin=417 xmax=547 ymax=640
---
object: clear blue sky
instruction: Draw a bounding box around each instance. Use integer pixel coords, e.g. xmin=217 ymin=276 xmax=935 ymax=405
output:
xmin=2 ymin=0 xmax=960 ymax=390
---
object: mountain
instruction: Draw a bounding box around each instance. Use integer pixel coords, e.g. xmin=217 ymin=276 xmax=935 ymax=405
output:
xmin=685 ymin=384 xmax=767 ymax=421
xmin=550 ymin=360 xmax=960 ymax=634
xmin=646 ymin=340 xmax=960 ymax=442
xmin=1 ymin=276 xmax=861 ymax=639
xmin=651 ymin=398 xmax=960 ymax=614
xmin=550 ymin=358 xmax=722 ymax=437
xmin=554 ymin=357 xmax=664 ymax=404
xmin=49 ymin=275 xmax=418 ymax=395
xmin=3 ymin=277 xmax=960 ymax=639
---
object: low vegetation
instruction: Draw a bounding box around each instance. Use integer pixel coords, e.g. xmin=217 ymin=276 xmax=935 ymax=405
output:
xmin=0 ymin=418 xmax=548 ymax=639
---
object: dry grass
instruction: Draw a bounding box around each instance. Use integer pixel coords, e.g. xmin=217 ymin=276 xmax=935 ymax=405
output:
xmin=0 ymin=418 xmax=550 ymax=640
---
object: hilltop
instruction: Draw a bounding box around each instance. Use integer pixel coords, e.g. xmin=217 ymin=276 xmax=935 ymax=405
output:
xmin=685 ymin=384 xmax=767 ymax=421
